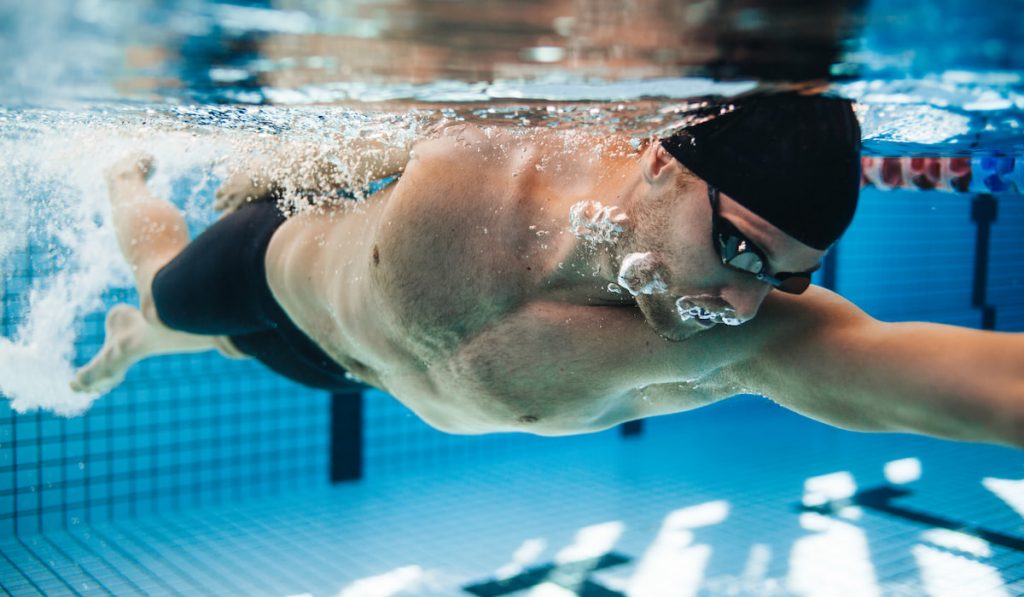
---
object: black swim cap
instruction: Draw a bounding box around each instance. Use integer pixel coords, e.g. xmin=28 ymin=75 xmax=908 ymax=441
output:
xmin=660 ymin=93 xmax=861 ymax=250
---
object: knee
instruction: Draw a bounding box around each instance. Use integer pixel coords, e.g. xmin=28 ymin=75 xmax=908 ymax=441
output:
xmin=139 ymin=294 xmax=164 ymax=328
xmin=214 ymin=336 xmax=249 ymax=359
xmin=143 ymin=265 xmax=176 ymax=329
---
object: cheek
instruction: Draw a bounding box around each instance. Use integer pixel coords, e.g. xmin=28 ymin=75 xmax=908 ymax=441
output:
xmin=661 ymin=231 xmax=719 ymax=290
xmin=629 ymin=201 xmax=718 ymax=289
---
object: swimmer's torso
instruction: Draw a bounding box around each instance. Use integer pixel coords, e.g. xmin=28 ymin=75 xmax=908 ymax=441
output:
xmin=264 ymin=127 xmax=738 ymax=434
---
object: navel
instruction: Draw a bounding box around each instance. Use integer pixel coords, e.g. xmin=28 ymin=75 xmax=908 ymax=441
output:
xmin=517 ymin=415 xmax=539 ymax=424
xmin=372 ymin=244 xmax=380 ymax=266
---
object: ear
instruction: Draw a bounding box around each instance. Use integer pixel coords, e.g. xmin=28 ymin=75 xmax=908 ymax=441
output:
xmin=641 ymin=138 xmax=676 ymax=184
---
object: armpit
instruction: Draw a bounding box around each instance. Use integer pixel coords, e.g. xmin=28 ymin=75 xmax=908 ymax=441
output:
xmin=620 ymin=378 xmax=735 ymax=420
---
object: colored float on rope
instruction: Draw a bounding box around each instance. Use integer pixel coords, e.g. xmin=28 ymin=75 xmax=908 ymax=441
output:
xmin=861 ymin=156 xmax=1023 ymax=194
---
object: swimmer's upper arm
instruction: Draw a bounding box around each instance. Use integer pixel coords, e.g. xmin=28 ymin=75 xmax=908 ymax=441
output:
xmin=733 ymin=286 xmax=1024 ymax=447
xmin=216 ymin=133 xmax=419 ymax=207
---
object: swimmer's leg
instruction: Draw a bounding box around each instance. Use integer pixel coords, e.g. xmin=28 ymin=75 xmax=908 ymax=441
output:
xmin=71 ymin=304 xmax=244 ymax=394
xmin=103 ymin=152 xmax=188 ymax=321
xmin=71 ymin=154 xmax=244 ymax=393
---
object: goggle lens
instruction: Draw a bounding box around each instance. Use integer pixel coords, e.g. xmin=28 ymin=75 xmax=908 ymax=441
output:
xmin=709 ymin=184 xmax=813 ymax=295
xmin=716 ymin=219 xmax=766 ymax=274
xmin=722 ymin=241 xmax=763 ymax=274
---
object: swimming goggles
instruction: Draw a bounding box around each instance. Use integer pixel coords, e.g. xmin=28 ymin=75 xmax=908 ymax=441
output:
xmin=708 ymin=184 xmax=812 ymax=295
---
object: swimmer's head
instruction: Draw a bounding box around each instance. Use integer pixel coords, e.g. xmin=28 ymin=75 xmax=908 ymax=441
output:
xmin=614 ymin=98 xmax=844 ymax=340
xmin=660 ymin=92 xmax=861 ymax=251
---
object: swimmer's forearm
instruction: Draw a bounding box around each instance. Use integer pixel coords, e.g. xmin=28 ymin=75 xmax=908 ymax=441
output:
xmin=751 ymin=320 xmax=1024 ymax=448
xmin=318 ymin=136 xmax=413 ymax=182
xmin=224 ymin=134 xmax=416 ymax=201
xmin=274 ymin=138 xmax=412 ymax=191
xmin=739 ymin=289 xmax=1024 ymax=448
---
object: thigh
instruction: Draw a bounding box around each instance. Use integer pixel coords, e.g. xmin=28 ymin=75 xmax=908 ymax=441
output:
xmin=150 ymin=201 xmax=286 ymax=336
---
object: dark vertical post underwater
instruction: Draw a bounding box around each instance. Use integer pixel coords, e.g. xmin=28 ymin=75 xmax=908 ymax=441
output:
xmin=971 ymin=194 xmax=997 ymax=330
xmin=330 ymin=391 xmax=363 ymax=483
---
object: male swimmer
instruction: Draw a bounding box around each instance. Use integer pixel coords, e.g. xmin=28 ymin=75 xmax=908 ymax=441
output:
xmin=72 ymin=93 xmax=1024 ymax=448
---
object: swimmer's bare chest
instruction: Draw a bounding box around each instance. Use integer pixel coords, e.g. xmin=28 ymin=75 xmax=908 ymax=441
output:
xmin=262 ymin=132 xmax=731 ymax=434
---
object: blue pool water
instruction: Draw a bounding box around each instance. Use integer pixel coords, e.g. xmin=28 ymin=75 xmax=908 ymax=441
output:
xmin=1 ymin=0 xmax=1023 ymax=595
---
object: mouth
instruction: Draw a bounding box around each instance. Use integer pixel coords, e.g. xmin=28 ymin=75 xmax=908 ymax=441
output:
xmin=675 ymin=296 xmax=743 ymax=327
xmin=634 ymin=294 xmax=711 ymax=341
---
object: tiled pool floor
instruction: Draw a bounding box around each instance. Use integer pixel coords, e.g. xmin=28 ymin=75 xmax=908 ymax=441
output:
xmin=2 ymin=402 xmax=1022 ymax=596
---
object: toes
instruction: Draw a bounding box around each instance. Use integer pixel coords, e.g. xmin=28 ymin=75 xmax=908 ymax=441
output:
xmin=71 ymin=359 xmax=103 ymax=393
xmin=71 ymin=369 xmax=95 ymax=393
xmin=71 ymin=343 xmax=128 ymax=395
xmin=71 ymin=363 xmax=124 ymax=395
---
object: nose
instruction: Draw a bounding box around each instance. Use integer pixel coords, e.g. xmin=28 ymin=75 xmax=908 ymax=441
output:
xmin=718 ymin=283 xmax=771 ymax=324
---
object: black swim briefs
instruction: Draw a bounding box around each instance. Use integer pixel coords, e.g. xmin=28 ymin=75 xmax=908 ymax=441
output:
xmin=151 ymin=200 xmax=357 ymax=391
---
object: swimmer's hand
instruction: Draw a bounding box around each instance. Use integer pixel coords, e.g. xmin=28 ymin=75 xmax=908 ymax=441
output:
xmin=214 ymin=164 xmax=279 ymax=215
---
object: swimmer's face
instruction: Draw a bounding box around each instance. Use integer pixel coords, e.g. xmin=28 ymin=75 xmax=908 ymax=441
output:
xmin=621 ymin=143 xmax=826 ymax=341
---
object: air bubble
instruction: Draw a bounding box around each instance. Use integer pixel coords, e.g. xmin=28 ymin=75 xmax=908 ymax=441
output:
xmin=568 ymin=200 xmax=628 ymax=244
xmin=616 ymin=252 xmax=667 ymax=296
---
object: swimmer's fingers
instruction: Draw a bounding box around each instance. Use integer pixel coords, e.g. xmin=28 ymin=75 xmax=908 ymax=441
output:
xmin=213 ymin=170 xmax=276 ymax=213
xmin=212 ymin=182 xmax=244 ymax=213
xmin=421 ymin=117 xmax=459 ymax=139
xmin=423 ymin=120 xmax=446 ymax=137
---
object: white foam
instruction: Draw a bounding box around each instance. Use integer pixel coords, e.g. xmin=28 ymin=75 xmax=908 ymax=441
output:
xmin=0 ymin=108 xmax=424 ymax=416
xmin=615 ymin=252 xmax=667 ymax=296
xmin=0 ymin=122 xmax=225 ymax=415
xmin=610 ymin=250 xmax=667 ymax=296
xmin=675 ymin=295 xmax=742 ymax=326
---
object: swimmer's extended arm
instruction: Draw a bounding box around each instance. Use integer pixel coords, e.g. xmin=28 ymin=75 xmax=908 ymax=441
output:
xmin=737 ymin=287 xmax=1024 ymax=448
xmin=213 ymin=128 xmax=434 ymax=213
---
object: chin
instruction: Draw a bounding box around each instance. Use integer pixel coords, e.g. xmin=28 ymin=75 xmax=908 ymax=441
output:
xmin=635 ymin=295 xmax=714 ymax=341
xmin=660 ymin=320 xmax=716 ymax=341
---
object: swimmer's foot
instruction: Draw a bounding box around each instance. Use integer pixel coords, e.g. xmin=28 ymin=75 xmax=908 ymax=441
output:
xmin=105 ymin=152 xmax=154 ymax=187
xmin=71 ymin=304 xmax=149 ymax=394
xmin=105 ymin=152 xmax=155 ymax=218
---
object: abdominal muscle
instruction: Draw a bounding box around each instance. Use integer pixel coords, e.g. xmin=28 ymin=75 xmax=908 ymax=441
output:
xmin=257 ymin=187 xmax=526 ymax=432
xmin=260 ymin=206 xmax=547 ymax=433
xmin=261 ymin=191 xmax=406 ymax=390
